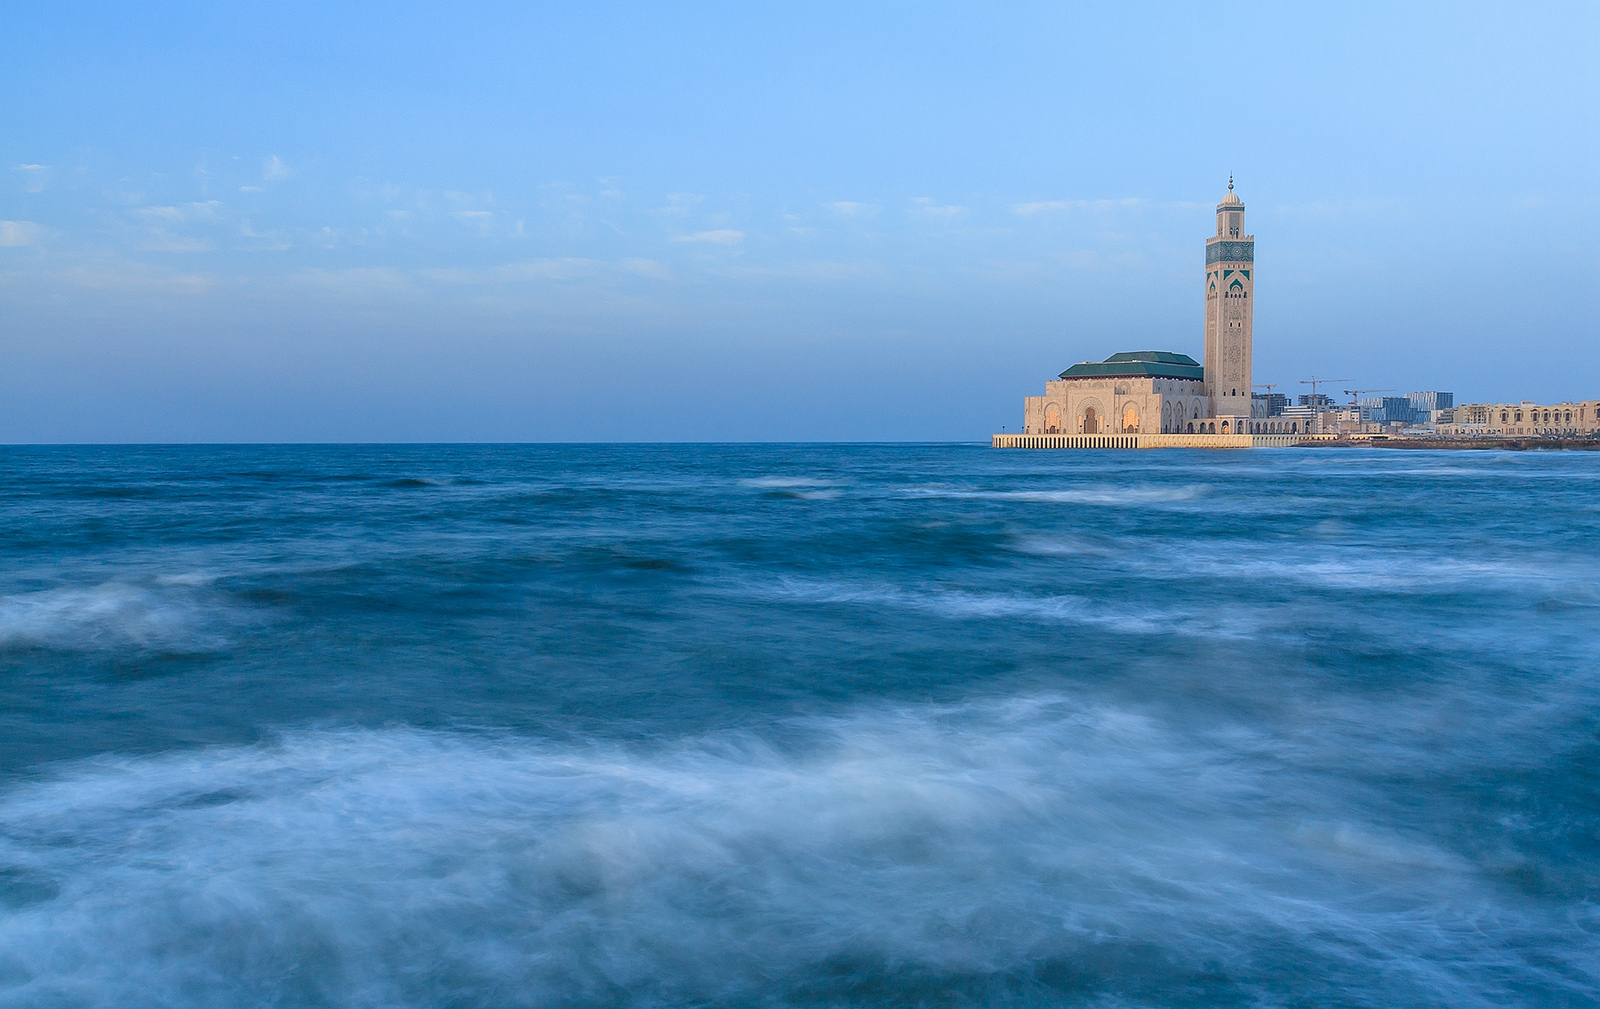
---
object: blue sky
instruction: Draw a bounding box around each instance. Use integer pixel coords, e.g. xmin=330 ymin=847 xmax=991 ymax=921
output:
xmin=2 ymin=1 xmax=1596 ymax=441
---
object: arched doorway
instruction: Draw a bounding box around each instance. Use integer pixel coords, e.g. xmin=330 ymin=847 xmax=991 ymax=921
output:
xmin=1082 ymin=407 xmax=1099 ymax=434
xmin=1122 ymin=405 xmax=1139 ymax=433
xmin=1044 ymin=404 xmax=1060 ymax=433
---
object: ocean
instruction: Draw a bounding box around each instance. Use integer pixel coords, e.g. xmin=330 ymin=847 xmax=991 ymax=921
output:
xmin=0 ymin=444 xmax=1595 ymax=1007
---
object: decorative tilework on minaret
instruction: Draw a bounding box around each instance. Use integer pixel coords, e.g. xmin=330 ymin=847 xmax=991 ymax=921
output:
xmin=1204 ymin=177 xmax=1253 ymax=418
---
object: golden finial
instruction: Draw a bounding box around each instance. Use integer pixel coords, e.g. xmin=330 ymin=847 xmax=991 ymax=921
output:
xmin=1228 ymin=174 xmax=1234 ymax=192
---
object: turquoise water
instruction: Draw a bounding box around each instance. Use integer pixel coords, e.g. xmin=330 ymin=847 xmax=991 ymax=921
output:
xmin=0 ymin=444 xmax=1596 ymax=1007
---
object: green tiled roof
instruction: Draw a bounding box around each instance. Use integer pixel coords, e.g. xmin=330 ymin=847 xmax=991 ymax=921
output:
xmin=1059 ymin=351 xmax=1203 ymax=380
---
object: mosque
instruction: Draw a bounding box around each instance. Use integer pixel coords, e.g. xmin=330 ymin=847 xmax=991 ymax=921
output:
xmin=995 ymin=181 xmax=1314 ymax=448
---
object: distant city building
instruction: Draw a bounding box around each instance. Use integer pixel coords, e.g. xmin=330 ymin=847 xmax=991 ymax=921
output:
xmin=1380 ymin=396 xmax=1416 ymax=426
xmin=1438 ymin=401 xmax=1600 ymax=438
xmin=1408 ymin=391 xmax=1453 ymax=413
xmin=1299 ymin=393 xmax=1336 ymax=410
xmin=1252 ymin=392 xmax=1288 ymax=417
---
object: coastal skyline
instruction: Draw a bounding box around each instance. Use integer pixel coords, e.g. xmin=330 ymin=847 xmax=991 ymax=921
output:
xmin=3 ymin=1 xmax=1597 ymax=442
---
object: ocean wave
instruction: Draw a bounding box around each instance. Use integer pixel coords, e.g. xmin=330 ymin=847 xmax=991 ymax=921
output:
xmin=0 ymin=579 xmax=243 ymax=652
xmin=1008 ymin=534 xmax=1110 ymax=557
xmin=902 ymin=484 xmax=1209 ymax=507
xmin=739 ymin=476 xmax=840 ymax=489
xmin=758 ymin=577 xmax=1261 ymax=638
xmin=0 ymin=702 xmax=1588 ymax=1007
xmin=1170 ymin=548 xmax=1593 ymax=596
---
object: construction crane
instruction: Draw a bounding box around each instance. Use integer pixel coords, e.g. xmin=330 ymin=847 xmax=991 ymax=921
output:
xmin=1250 ymin=383 xmax=1282 ymax=421
xmin=1343 ymin=388 xmax=1395 ymax=409
xmin=1299 ymin=377 xmax=1350 ymax=404
xmin=1298 ymin=377 xmax=1352 ymax=435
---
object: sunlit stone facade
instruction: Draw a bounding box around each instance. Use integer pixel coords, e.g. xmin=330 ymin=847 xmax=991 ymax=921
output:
xmin=1204 ymin=185 xmax=1253 ymax=418
xmin=1437 ymin=401 xmax=1600 ymax=438
xmin=1022 ymin=356 xmax=1215 ymax=434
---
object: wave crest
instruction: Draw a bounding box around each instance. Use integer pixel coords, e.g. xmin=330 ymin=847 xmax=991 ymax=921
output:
xmin=1 ymin=700 xmax=1587 ymax=1006
xmin=0 ymin=579 xmax=239 ymax=652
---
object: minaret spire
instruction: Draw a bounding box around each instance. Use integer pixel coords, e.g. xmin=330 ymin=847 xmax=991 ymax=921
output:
xmin=1204 ymin=183 xmax=1253 ymax=421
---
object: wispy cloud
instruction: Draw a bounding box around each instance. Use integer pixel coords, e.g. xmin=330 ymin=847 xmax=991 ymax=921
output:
xmin=0 ymin=261 xmax=213 ymax=295
xmin=653 ymin=193 xmax=703 ymax=218
xmin=452 ymin=210 xmax=495 ymax=232
xmin=125 ymin=201 xmax=223 ymax=252
xmin=0 ymin=220 xmax=43 ymax=246
xmin=132 ymin=201 xmax=221 ymax=225
xmin=909 ymin=197 xmax=964 ymax=221
xmin=137 ymin=233 xmax=215 ymax=253
xmin=13 ymin=164 xmax=49 ymax=193
xmin=238 ymin=220 xmax=292 ymax=250
xmin=263 ymin=155 xmax=290 ymax=181
xmin=675 ymin=229 xmax=744 ymax=245
xmin=824 ymin=201 xmax=878 ymax=218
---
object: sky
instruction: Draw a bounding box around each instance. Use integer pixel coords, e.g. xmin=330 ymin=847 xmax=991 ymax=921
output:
xmin=2 ymin=1 xmax=1596 ymax=442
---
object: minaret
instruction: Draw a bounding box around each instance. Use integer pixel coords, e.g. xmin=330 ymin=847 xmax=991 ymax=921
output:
xmin=1203 ymin=176 xmax=1253 ymax=418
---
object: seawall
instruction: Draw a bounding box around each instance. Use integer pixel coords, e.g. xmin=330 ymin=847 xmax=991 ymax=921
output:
xmin=991 ymin=433 xmax=1331 ymax=449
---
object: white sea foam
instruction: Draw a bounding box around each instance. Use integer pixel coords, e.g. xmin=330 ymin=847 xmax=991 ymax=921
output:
xmin=759 ymin=576 xmax=1262 ymax=638
xmin=1169 ymin=547 xmax=1589 ymax=595
xmin=1009 ymin=534 xmax=1108 ymax=557
xmin=0 ymin=580 xmax=239 ymax=652
xmin=0 ymin=699 xmax=1586 ymax=1006
xmin=740 ymin=476 xmax=840 ymax=489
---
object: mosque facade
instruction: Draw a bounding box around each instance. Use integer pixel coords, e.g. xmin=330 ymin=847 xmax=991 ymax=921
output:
xmin=1004 ymin=182 xmax=1309 ymax=446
